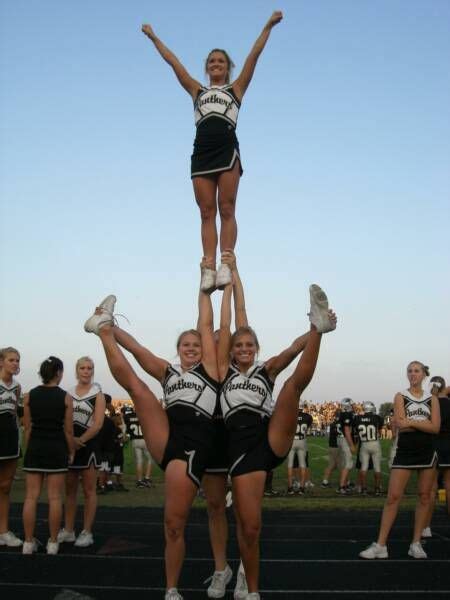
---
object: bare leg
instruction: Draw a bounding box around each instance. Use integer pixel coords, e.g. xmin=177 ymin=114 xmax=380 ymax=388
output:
xmin=269 ymin=327 xmax=322 ymax=457
xmin=412 ymin=467 xmax=436 ymax=543
xmin=203 ymin=474 xmax=228 ymax=570
xmin=217 ymin=161 xmax=240 ymax=252
xmin=97 ymin=325 xmax=169 ymax=463
xmin=80 ymin=466 xmax=98 ymax=533
xmin=64 ymin=470 xmax=79 ymax=533
xmin=0 ymin=459 xmax=18 ymax=533
xmin=164 ymin=460 xmax=198 ymax=589
xmin=377 ymin=469 xmax=412 ymax=545
xmin=193 ymin=175 xmax=219 ymax=263
xmin=232 ymin=471 xmax=266 ymax=593
xmin=22 ymin=473 xmax=43 ymax=541
xmin=46 ymin=473 xmax=65 ymax=541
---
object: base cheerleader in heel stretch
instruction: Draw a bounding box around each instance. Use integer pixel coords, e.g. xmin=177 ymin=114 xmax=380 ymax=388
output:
xmin=141 ymin=12 xmax=283 ymax=292
xmin=83 ymin=267 xmax=220 ymax=600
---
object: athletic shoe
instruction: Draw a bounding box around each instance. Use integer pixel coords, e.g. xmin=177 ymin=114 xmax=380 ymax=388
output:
xmin=136 ymin=480 xmax=147 ymax=489
xmin=165 ymin=588 xmax=183 ymax=600
xmin=207 ymin=564 xmax=233 ymax=598
xmin=359 ymin=542 xmax=388 ymax=559
xmin=46 ymin=539 xmax=59 ymax=555
xmin=421 ymin=527 xmax=432 ymax=538
xmin=308 ymin=284 xmax=336 ymax=333
xmin=336 ymin=486 xmax=349 ymax=495
xmin=84 ymin=309 xmax=113 ymax=335
xmin=22 ymin=538 xmax=39 ymax=555
xmin=98 ymin=294 xmax=116 ymax=315
xmin=374 ymin=487 xmax=382 ymax=496
xmin=143 ymin=477 xmax=153 ymax=487
xmin=321 ymin=481 xmax=330 ymax=488
xmin=57 ymin=528 xmax=76 ymax=543
xmin=296 ymin=487 xmax=305 ymax=496
xmin=74 ymin=529 xmax=94 ymax=548
xmin=408 ymin=541 xmax=427 ymax=559
xmin=246 ymin=594 xmax=260 ymax=600
xmin=234 ymin=563 xmax=248 ymax=600
xmin=0 ymin=530 xmax=23 ymax=547
xmin=287 ymin=487 xmax=295 ymax=496
xmin=263 ymin=488 xmax=279 ymax=497
xmin=201 ymin=268 xmax=217 ymax=293
xmin=359 ymin=488 xmax=368 ymax=496
xmin=305 ymin=481 xmax=315 ymax=489
xmin=215 ymin=263 xmax=232 ymax=290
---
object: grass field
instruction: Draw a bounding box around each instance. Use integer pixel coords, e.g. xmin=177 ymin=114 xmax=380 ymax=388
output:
xmin=10 ymin=436 xmax=440 ymax=511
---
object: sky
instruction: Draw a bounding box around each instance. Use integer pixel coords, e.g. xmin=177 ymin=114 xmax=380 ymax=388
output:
xmin=1 ymin=0 xmax=449 ymax=406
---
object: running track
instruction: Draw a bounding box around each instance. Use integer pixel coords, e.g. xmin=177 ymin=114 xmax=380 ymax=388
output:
xmin=1 ymin=504 xmax=449 ymax=599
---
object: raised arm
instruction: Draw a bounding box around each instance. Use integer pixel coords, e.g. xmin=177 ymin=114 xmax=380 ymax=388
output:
xmin=222 ymin=250 xmax=248 ymax=329
xmin=264 ymin=332 xmax=311 ymax=381
xmin=197 ymin=260 xmax=218 ymax=380
xmin=142 ymin=24 xmax=201 ymax=99
xmin=232 ymin=11 xmax=283 ymax=101
xmin=217 ymin=281 xmax=233 ymax=381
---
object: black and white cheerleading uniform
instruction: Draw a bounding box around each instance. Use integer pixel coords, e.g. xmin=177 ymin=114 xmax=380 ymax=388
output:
xmin=0 ymin=378 xmax=21 ymax=460
xmin=220 ymin=361 xmax=283 ymax=477
xmin=435 ymin=395 xmax=450 ymax=467
xmin=391 ymin=389 xmax=437 ymax=469
xmin=159 ymin=362 xmax=218 ymax=487
xmin=288 ymin=411 xmax=313 ymax=469
xmin=23 ymin=385 xmax=69 ymax=473
xmin=69 ymin=383 xmax=102 ymax=470
xmin=191 ymin=85 xmax=243 ymax=178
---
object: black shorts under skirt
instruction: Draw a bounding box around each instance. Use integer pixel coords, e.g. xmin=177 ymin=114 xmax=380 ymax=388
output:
xmin=227 ymin=413 xmax=286 ymax=478
xmin=0 ymin=426 xmax=20 ymax=461
xmin=435 ymin=434 xmax=450 ymax=467
xmin=391 ymin=431 xmax=437 ymax=469
xmin=23 ymin=434 xmax=68 ymax=473
xmin=191 ymin=120 xmax=243 ymax=178
xmin=159 ymin=409 xmax=214 ymax=487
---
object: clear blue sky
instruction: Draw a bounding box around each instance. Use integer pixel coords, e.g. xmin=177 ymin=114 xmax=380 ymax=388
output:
xmin=1 ymin=1 xmax=449 ymax=405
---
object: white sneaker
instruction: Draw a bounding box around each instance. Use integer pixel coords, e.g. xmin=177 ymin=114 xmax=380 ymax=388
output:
xmin=408 ymin=541 xmax=427 ymax=559
xmin=207 ymin=564 xmax=233 ymax=598
xmin=46 ymin=539 xmax=59 ymax=555
xmin=84 ymin=308 xmax=113 ymax=335
xmin=57 ymin=528 xmax=76 ymax=543
xmin=0 ymin=530 xmax=23 ymax=547
xmin=22 ymin=538 xmax=39 ymax=555
xmin=201 ymin=268 xmax=217 ymax=293
xmin=234 ymin=562 xmax=248 ymax=599
xmin=308 ymin=284 xmax=336 ymax=333
xmin=305 ymin=481 xmax=315 ymax=489
xmin=359 ymin=542 xmax=388 ymax=559
xmin=74 ymin=529 xmax=94 ymax=548
xmin=98 ymin=294 xmax=116 ymax=315
xmin=246 ymin=594 xmax=260 ymax=600
xmin=215 ymin=263 xmax=232 ymax=290
xmin=421 ymin=527 xmax=432 ymax=538
xmin=165 ymin=589 xmax=183 ymax=600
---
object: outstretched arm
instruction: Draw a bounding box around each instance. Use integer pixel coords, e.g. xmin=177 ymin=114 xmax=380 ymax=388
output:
xmin=232 ymin=11 xmax=283 ymax=100
xmin=142 ymin=24 xmax=201 ymax=99
xmin=197 ymin=261 xmax=218 ymax=380
xmin=217 ymin=282 xmax=233 ymax=381
xmin=265 ymin=332 xmax=311 ymax=381
xmin=222 ymin=251 xmax=248 ymax=329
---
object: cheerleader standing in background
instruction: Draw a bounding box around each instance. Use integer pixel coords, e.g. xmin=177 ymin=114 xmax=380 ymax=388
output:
xmin=58 ymin=357 xmax=105 ymax=548
xmin=141 ymin=12 xmax=283 ymax=292
xmin=0 ymin=347 xmax=23 ymax=548
xmin=22 ymin=357 xmax=74 ymax=554
xmin=360 ymin=361 xmax=440 ymax=560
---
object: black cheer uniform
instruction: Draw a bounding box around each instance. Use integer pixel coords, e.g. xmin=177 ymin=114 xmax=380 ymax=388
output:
xmin=435 ymin=395 xmax=450 ymax=467
xmin=69 ymin=384 xmax=102 ymax=470
xmin=23 ymin=385 xmax=69 ymax=473
xmin=392 ymin=389 xmax=437 ymax=469
xmin=191 ymin=85 xmax=243 ymax=178
xmin=221 ymin=361 xmax=284 ymax=477
xmin=159 ymin=362 xmax=218 ymax=487
xmin=0 ymin=378 xmax=21 ymax=460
